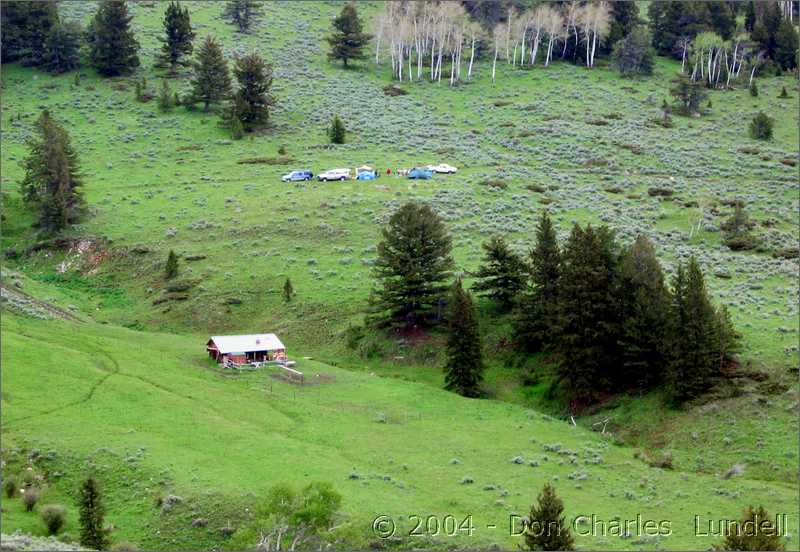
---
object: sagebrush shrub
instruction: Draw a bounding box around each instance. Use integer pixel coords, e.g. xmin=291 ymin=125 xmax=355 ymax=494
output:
xmin=4 ymin=476 xmax=18 ymax=498
xmin=40 ymin=504 xmax=67 ymax=535
xmin=22 ymin=487 xmax=40 ymax=512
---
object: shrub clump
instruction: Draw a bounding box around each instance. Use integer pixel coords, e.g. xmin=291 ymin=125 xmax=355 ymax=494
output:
xmin=748 ymin=112 xmax=773 ymax=141
xmin=40 ymin=504 xmax=67 ymax=535
xmin=22 ymin=487 xmax=40 ymax=512
xmin=4 ymin=475 xmax=18 ymax=498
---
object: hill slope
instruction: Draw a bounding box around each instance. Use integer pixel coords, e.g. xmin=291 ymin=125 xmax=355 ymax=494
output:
xmin=2 ymin=311 xmax=798 ymax=550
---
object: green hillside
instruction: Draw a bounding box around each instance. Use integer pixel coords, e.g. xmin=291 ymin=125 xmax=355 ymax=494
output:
xmin=2 ymin=0 xmax=799 ymax=550
xmin=2 ymin=311 xmax=798 ymax=550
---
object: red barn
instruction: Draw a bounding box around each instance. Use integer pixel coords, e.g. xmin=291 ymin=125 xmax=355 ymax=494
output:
xmin=206 ymin=334 xmax=287 ymax=365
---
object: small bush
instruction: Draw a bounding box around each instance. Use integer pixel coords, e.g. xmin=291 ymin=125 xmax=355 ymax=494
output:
xmin=479 ymin=179 xmax=507 ymax=189
xmin=749 ymin=112 xmax=773 ymax=140
xmin=749 ymin=81 xmax=758 ymax=97
xmin=41 ymin=504 xmax=67 ymax=535
xmin=22 ymin=487 xmax=40 ymax=512
xmin=383 ymin=84 xmax=407 ymax=96
xmin=647 ymin=187 xmax=674 ymax=197
xmin=4 ymin=476 xmax=18 ymax=498
xmin=779 ymin=86 xmax=789 ymax=98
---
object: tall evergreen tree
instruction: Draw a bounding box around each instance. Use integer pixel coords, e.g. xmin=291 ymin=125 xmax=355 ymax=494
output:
xmin=707 ymin=1 xmax=735 ymax=40
xmin=328 ymin=115 xmax=346 ymax=144
xmin=222 ymin=0 xmax=263 ymax=33
xmin=222 ymin=53 xmax=274 ymax=132
xmin=605 ymin=1 xmax=640 ymax=50
xmin=554 ymin=224 xmax=621 ymax=403
xmin=612 ymin=26 xmax=656 ymax=76
xmin=717 ymin=505 xmax=784 ymax=551
xmin=326 ymin=3 xmax=371 ymax=67
xmin=283 ymin=277 xmax=294 ymax=303
xmin=368 ymin=202 xmax=454 ymax=329
xmin=443 ymin=279 xmax=485 ymax=398
xmin=87 ymin=0 xmax=140 ymax=76
xmin=744 ymin=2 xmax=757 ymax=32
xmin=20 ymin=110 xmax=84 ymax=235
xmin=188 ymin=36 xmax=232 ymax=111
xmin=670 ymin=74 xmax=707 ymax=116
xmin=715 ymin=304 xmax=741 ymax=373
xmin=666 ymin=257 xmax=720 ymax=403
xmin=42 ymin=22 xmax=82 ymax=74
xmin=472 ymin=235 xmax=526 ymax=310
xmin=157 ymin=1 xmax=195 ymax=74
xmin=618 ymin=236 xmax=671 ymax=389
xmin=165 ymin=249 xmax=179 ymax=280
xmin=78 ymin=477 xmax=109 ymax=551
xmin=1 ymin=1 xmax=59 ymax=66
xmin=513 ymin=211 xmax=561 ymax=352
xmin=774 ymin=18 xmax=799 ymax=70
xmin=523 ymin=484 xmax=574 ymax=551
xmin=751 ymin=1 xmax=783 ymax=60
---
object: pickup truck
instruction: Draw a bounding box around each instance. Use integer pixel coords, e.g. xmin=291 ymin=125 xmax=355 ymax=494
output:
xmin=281 ymin=170 xmax=313 ymax=182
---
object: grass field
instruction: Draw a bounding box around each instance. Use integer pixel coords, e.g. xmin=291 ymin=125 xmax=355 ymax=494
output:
xmin=1 ymin=1 xmax=799 ymax=549
xmin=2 ymin=311 xmax=798 ymax=550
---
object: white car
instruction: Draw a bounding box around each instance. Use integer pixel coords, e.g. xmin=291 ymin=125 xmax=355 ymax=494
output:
xmin=317 ymin=168 xmax=351 ymax=181
xmin=426 ymin=163 xmax=458 ymax=174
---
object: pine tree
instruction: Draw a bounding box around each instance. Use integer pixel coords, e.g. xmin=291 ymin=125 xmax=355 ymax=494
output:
xmin=618 ymin=236 xmax=671 ymax=390
xmin=188 ymin=36 xmax=232 ymax=111
xmin=748 ymin=111 xmax=773 ymax=141
xmin=3 ymin=1 xmax=59 ymax=66
xmin=524 ymin=484 xmax=574 ymax=551
xmin=42 ymin=22 xmax=82 ymax=74
xmin=20 ymin=110 xmax=84 ymax=235
xmin=715 ymin=304 xmax=741 ymax=372
xmin=554 ymin=224 xmax=621 ymax=403
xmin=744 ymin=2 xmax=757 ymax=32
xmin=779 ymin=86 xmax=789 ymax=99
xmin=158 ymin=79 xmax=174 ymax=112
xmin=707 ymin=1 xmax=735 ymax=41
xmin=165 ymin=250 xmax=179 ymax=280
xmin=368 ymin=202 xmax=454 ymax=329
xmin=722 ymin=203 xmax=758 ymax=250
xmin=716 ymin=505 xmax=784 ymax=551
xmin=222 ymin=53 xmax=274 ymax=132
xmin=750 ymin=81 xmax=759 ymax=97
xmin=774 ymin=18 xmax=799 ymax=70
xmin=328 ymin=115 xmax=346 ymax=144
xmin=666 ymin=257 xmax=720 ymax=403
xmin=443 ymin=279 xmax=485 ymax=398
xmin=223 ymin=0 xmax=263 ymax=33
xmin=87 ymin=0 xmax=140 ymax=76
xmin=605 ymin=1 xmax=640 ymax=50
xmin=157 ymin=1 xmax=195 ymax=74
xmin=326 ymin=3 xmax=371 ymax=67
xmin=283 ymin=277 xmax=294 ymax=303
xmin=513 ymin=211 xmax=561 ymax=352
xmin=471 ymin=235 xmax=526 ymax=311
xmin=612 ymin=26 xmax=655 ymax=77
xmin=670 ymin=74 xmax=707 ymax=116
xmin=78 ymin=477 xmax=109 ymax=551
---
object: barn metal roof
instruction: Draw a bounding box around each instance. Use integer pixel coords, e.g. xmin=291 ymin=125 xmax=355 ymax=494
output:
xmin=209 ymin=334 xmax=285 ymax=354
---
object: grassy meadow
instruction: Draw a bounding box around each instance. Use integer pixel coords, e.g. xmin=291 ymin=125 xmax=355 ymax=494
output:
xmin=1 ymin=1 xmax=799 ymax=550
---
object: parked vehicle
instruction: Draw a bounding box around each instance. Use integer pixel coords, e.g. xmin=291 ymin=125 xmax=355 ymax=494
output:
xmin=426 ymin=163 xmax=458 ymax=174
xmin=281 ymin=170 xmax=313 ymax=182
xmin=317 ymin=168 xmax=351 ymax=181
xmin=407 ymin=167 xmax=433 ymax=180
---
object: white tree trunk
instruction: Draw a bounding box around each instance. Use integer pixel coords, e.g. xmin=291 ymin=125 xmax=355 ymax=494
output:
xmin=492 ymin=47 xmax=498 ymax=83
xmin=468 ymin=37 xmax=475 ymax=79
